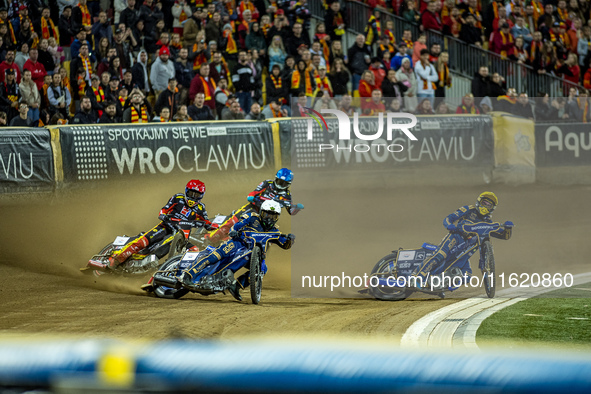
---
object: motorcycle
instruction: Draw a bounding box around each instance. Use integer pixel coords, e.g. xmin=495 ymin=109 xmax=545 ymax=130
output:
xmin=362 ymin=220 xmax=513 ymax=300
xmin=144 ymin=229 xmax=284 ymax=304
xmin=80 ymin=219 xmax=215 ymax=277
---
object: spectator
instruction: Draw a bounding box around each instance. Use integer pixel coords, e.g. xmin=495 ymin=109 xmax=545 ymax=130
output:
xmin=222 ymin=99 xmax=245 ymax=120
xmin=108 ymin=56 xmax=124 ymax=81
xmin=434 ymin=51 xmax=450 ymax=104
xmin=337 ymin=93 xmax=359 ymax=116
xmin=316 ymin=65 xmax=333 ymax=97
xmin=495 ymin=87 xmax=517 ymax=113
xmin=155 ymin=77 xmax=179 ymax=117
xmin=381 ymin=68 xmax=407 ymax=107
xmin=174 ymin=47 xmax=193 ymax=105
xmin=328 ymin=40 xmax=345 ymax=68
xmin=70 ymin=42 xmax=94 ymax=99
xmin=443 ymin=6 xmax=461 ymax=38
xmin=72 ymin=96 xmax=99 ymax=124
xmin=0 ymin=111 xmax=7 ymax=126
xmin=290 ymin=59 xmax=315 ymax=99
xmin=58 ymin=6 xmax=75 ymax=56
xmin=479 ymin=96 xmax=493 ymax=114
xmin=268 ymin=35 xmax=287 ymax=71
xmin=459 ymin=13 xmax=483 ymax=47
xmin=391 ymin=42 xmax=412 ymax=71
xmin=566 ymin=89 xmax=590 ymax=122
xmin=9 ymin=101 xmax=32 ymax=126
xmin=534 ymin=93 xmax=559 ymax=121
xmin=48 ymin=73 xmax=72 ymax=117
xmin=173 ymin=104 xmax=191 ymax=121
xmin=205 ymin=11 xmax=223 ymax=45
xmin=245 ymin=102 xmax=265 ymax=120
xmin=364 ymin=8 xmax=383 ymax=47
xmin=246 ymin=22 xmax=266 ymax=57
xmin=324 ymin=1 xmax=345 ymax=42
xmin=14 ymin=44 xmax=30 ymax=73
xmin=514 ymin=92 xmax=534 ymax=120
xmin=359 ymin=70 xmax=377 ymax=110
xmin=313 ymin=90 xmax=337 ymax=111
xmin=140 ymin=0 xmax=165 ymax=34
xmin=435 ymin=100 xmax=452 ymax=114
xmin=262 ymin=100 xmax=288 ymax=119
xmin=377 ymin=35 xmax=395 ymax=62
xmin=209 ymin=51 xmax=230 ymax=83
xmin=403 ymin=0 xmax=421 ymax=24
xmin=287 ymin=23 xmax=310 ymax=56
xmin=328 ymin=58 xmax=349 ymax=98
xmin=421 ymin=1 xmax=443 ymax=32
xmin=369 ymin=57 xmax=386 ymax=90
xmin=120 ymin=0 xmax=140 ymax=30
xmin=396 ymin=57 xmax=418 ymax=112
xmin=188 ymin=92 xmax=214 ymax=120
xmin=183 ymin=8 xmax=204 ymax=49
xmin=489 ymin=72 xmax=507 ymax=97
xmin=189 ymin=63 xmax=216 ymax=114
xmin=471 ymin=66 xmax=490 ymax=99
xmin=556 ymin=53 xmax=581 ymax=89
xmin=72 ymin=0 xmax=93 ymax=35
xmin=412 ymin=33 xmax=426 ymax=64
xmin=0 ymin=50 xmax=21 ymax=84
xmin=105 ymin=76 xmax=121 ymax=104
xmin=527 ymin=31 xmax=544 ymax=70
xmin=113 ymin=27 xmax=133 ymax=71
xmin=22 ymin=48 xmax=47 ymax=93
xmin=37 ymin=39 xmax=56 ymax=77
xmin=578 ymin=26 xmax=591 ymax=68
xmin=151 ymin=46 xmax=176 ymax=97
xmin=214 ymin=78 xmax=231 ymax=118
xmin=456 ymin=93 xmax=480 ymax=114
xmin=87 ymin=74 xmax=105 ymax=116
xmin=266 ymin=64 xmax=287 ymax=105
xmin=19 ymin=69 xmax=41 ymax=122
xmin=348 ymin=34 xmax=371 ymax=92
xmin=172 ymin=0 xmax=192 ymax=37
xmin=490 ymin=22 xmax=514 ymax=59
xmin=230 ymin=50 xmax=255 ymax=111
xmin=415 ymin=97 xmax=434 ymax=114
xmin=122 ymin=89 xmax=152 ymax=123
xmin=98 ymin=100 xmax=120 ymax=123
xmin=153 ymin=106 xmax=170 ymax=122
xmin=511 ymin=15 xmax=533 ymax=44
xmin=415 ymin=48 xmax=438 ymax=105
xmin=92 ymin=11 xmax=113 ymax=45
xmin=362 ymin=89 xmax=386 ymax=115
xmin=0 ymin=69 xmax=20 ymax=120
xmin=510 ymin=36 xmax=529 ymax=64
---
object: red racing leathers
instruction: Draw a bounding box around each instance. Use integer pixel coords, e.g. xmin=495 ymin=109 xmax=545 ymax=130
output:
xmin=110 ymin=193 xmax=211 ymax=267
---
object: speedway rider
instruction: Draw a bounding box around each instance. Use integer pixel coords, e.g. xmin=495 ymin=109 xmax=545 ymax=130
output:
xmin=205 ymin=168 xmax=304 ymax=244
xmin=413 ymin=192 xmax=513 ymax=288
xmin=180 ymin=200 xmax=295 ymax=301
xmin=108 ymin=180 xmax=214 ymax=269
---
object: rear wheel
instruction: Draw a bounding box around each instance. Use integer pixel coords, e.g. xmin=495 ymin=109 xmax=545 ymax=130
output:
xmin=249 ymin=246 xmax=263 ymax=304
xmin=368 ymin=253 xmax=411 ymax=301
xmin=482 ymin=240 xmax=496 ymax=298
xmin=154 ymin=256 xmax=189 ymax=299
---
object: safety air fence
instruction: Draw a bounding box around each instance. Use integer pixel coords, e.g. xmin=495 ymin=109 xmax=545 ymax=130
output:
xmin=1 ymin=115 xmax=590 ymax=194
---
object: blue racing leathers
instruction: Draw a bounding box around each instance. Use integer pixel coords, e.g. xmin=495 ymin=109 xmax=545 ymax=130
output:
xmin=415 ymin=205 xmax=512 ymax=281
xmin=183 ymin=214 xmax=293 ymax=287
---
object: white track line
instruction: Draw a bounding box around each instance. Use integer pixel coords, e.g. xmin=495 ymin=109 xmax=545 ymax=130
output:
xmin=400 ymin=272 xmax=591 ymax=349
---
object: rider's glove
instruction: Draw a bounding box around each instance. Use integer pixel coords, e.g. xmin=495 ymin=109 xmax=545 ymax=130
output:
xmin=295 ymin=203 xmax=304 ymax=210
xmin=205 ymin=223 xmax=216 ymax=231
xmin=247 ymin=196 xmax=255 ymax=202
xmin=447 ymin=224 xmax=457 ymax=232
xmin=503 ymin=221 xmax=514 ymax=228
xmin=229 ymin=230 xmax=239 ymax=239
xmin=287 ymin=233 xmax=296 ymax=242
xmin=158 ymin=214 xmax=168 ymax=222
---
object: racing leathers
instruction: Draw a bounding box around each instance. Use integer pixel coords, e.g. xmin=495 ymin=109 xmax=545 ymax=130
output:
xmin=182 ymin=213 xmax=294 ymax=288
xmin=110 ymin=193 xmax=212 ymax=268
xmin=414 ymin=204 xmax=512 ymax=282
xmin=206 ymin=179 xmax=302 ymax=244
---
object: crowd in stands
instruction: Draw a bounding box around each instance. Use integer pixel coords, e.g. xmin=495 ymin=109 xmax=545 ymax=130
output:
xmin=0 ymin=0 xmax=588 ymax=127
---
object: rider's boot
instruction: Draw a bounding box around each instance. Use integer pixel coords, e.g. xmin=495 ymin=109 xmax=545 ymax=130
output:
xmin=179 ymin=271 xmax=196 ymax=289
xmin=227 ymin=280 xmax=242 ymax=301
xmin=108 ymin=236 xmax=149 ymax=270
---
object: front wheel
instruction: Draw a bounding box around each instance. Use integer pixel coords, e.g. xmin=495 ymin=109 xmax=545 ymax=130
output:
xmin=368 ymin=253 xmax=411 ymax=301
xmin=249 ymin=246 xmax=263 ymax=304
xmin=153 ymin=256 xmax=189 ymax=299
xmin=482 ymin=240 xmax=496 ymax=298
xmin=81 ymin=243 xmax=115 ymax=274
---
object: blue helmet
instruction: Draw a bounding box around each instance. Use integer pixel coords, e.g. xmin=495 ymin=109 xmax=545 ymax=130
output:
xmin=274 ymin=168 xmax=293 ymax=190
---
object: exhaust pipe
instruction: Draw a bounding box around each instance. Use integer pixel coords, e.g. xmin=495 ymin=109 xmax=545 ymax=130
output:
xmin=153 ymin=275 xmax=180 ymax=289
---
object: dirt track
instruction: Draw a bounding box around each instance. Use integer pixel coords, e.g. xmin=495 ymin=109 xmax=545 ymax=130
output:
xmin=1 ymin=172 xmax=590 ymax=340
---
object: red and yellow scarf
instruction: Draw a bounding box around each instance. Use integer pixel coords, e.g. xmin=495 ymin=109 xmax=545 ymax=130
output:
xmin=529 ymin=41 xmax=542 ymax=60
xmin=317 ymin=76 xmax=333 ymax=97
xmin=192 ymin=48 xmax=208 ymax=71
xmin=578 ymin=98 xmax=589 ymax=123
xmin=239 ymin=0 xmax=255 ymax=19
xmin=291 ymin=70 xmax=314 ymax=96
xmin=1 ymin=17 xmax=16 ymax=44
xmin=178 ymin=3 xmax=188 ymax=23
xmin=41 ymin=17 xmax=59 ymax=40
xmin=333 ymin=12 xmax=344 ymax=36
xmin=224 ymin=30 xmax=237 ymax=54
xmin=270 ymin=74 xmax=282 ymax=89
xmin=92 ymin=86 xmax=104 ymax=103
xmin=460 ymin=104 xmax=478 ymax=114
xmin=500 ymin=31 xmax=514 ymax=58
xmin=200 ymin=76 xmax=216 ymax=100
xmin=438 ymin=62 xmax=451 ymax=88
xmin=403 ymin=39 xmax=414 ymax=49
xmin=79 ymin=3 xmax=91 ymax=27
xmin=130 ymin=106 xmax=148 ymax=123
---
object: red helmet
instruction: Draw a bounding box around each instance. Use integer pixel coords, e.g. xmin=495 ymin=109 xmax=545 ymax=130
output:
xmin=185 ymin=179 xmax=206 ymax=207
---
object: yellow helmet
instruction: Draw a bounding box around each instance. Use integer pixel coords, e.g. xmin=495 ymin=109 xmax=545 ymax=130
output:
xmin=476 ymin=192 xmax=498 ymax=216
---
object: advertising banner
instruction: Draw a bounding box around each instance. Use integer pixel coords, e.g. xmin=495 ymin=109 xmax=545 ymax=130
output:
xmin=291 ymin=115 xmax=494 ymax=170
xmin=58 ymin=122 xmax=276 ymax=182
xmin=0 ymin=128 xmax=55 ymax=192
xmin=535 ymin=123 xmax=591 ymax=167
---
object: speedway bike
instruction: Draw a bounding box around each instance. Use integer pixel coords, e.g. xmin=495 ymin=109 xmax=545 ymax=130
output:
xmin=363 ymin=220 xmax=513 ymax=300
xmin=145 ymin=229 xmax=283 ymax=304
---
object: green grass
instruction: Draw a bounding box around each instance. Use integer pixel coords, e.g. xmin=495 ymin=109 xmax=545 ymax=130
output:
xmin=477 ymin=282 xmax=591 ymax=348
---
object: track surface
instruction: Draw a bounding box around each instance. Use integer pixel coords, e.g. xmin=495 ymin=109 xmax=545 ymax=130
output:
xmin=1 ymin=172 xmax=590 ymax=341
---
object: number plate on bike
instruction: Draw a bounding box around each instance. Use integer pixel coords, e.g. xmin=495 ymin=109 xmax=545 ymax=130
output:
xmin=182 ymin=252 xmax=200 ymax=261
xmin=113 ymin=236 xmax=130 ymax=246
